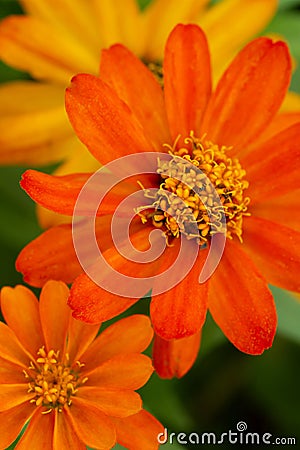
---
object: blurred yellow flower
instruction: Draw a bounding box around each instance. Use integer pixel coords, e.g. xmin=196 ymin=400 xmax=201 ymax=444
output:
xmin=0 ymin=0 xmax=277 ymax=172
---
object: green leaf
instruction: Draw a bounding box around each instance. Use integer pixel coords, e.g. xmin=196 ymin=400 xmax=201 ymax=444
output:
xmin=270 ymin=286 xmax=300 ymax=344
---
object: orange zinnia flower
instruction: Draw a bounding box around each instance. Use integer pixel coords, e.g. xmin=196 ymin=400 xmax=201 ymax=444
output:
xmin=17 ymin=25 xmax=300 ymax=369
xmin=0 ymin=281 xmax=161 ymax=449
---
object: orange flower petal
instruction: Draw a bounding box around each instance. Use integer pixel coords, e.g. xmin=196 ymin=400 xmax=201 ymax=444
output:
xmin=242 ymin=123 xmax=300 ymax=204
xmin=20 ymin=170 xmax=91 ymax=216
xmin=39 ymin=281 xmax=71 ymax=353
xmin=112 ymin=409 xmax=164 ymax=450
xmin=16 ymin=224 xmax=82 ymax=287
xmin=65 ymin=398 xmax=116 ymax=450
xmin=153 ymin=331 xmax=201 ymax=379
xmin=68 ymin=227 xmax=160 ymax=323
xmin=0 ymin=358 xmax=29 ymax=384
xmin=0 ymin=81 xmax=72 ymax=165
xmin=251 ymin=189 xmax=300 ymax=232
xmin=53 ymin=409 xmax=86 ymax=450
xmin=65 ymin=318 xmax=99 ymax=365
xmin=150 ymin=246 xmax=209 ymax=339
xmin=1 ymin=285 xmax=43 ymax=357
xmin=15 ymin=406 xmax=54 ymax=450
xmin=65 ymin=74 xmax=155 ymax=165
xmin=0 ymin=322 xmax=31 ymax=367
xmin=0 ymin=384 xmax=33 ymax=411
xmin=0 ymin=402 xmax=35 ymax=449
xmin=100 ymin=44 xmax=170 ymax=150
xmin=0 ymin=16 xmax=97 ymax=85
xmin=201 ymin=38 xmax=291 ymax=152
xmin=21 ymin=169 xmax=141 ymax=217
xmin=76 ymin=387 xmax=142 ymax=418
xmin=68 ymin=273 xmax=139 ymax=324
xmin=208 ymin=239 xmax=276 ymax=354
xmin=85 ymin=353 xmax=153 ymax=390
xmin=81 ymin=315 xmax=153 ymax=372
xmin=243 ymin=216 xmax=300 ymax=292
xmin=254 ymin=112 xmax=300 ymax=145
xmin=164 ymin=24 xmax=211 ymax=141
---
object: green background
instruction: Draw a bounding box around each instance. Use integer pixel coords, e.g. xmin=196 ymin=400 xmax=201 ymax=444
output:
xmin=0 ymin=0 xmax=300 ymax=448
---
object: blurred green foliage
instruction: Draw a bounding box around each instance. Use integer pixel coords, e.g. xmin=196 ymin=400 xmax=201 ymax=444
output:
xmin=0 ymin=0 xmax=300 ymax=449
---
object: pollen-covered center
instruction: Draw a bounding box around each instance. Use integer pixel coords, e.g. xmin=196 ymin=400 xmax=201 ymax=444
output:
xmin=138 ymin=132 xmax=250 ymax=245
xmin=24 ymin=346 xmax=88 ymax=413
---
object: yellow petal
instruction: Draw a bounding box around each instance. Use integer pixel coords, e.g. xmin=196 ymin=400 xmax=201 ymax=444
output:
xmin=281 ymin=90 xmax=300 ymax=112
xmin=143 ymin=0 xmax=208 ymax=61
xmin=142 ymin=0 xmax=209 ymax=60
xmin=0 ymin=16 xmax=98 ymax=85
xmin=0 ymin=81 xmax=73 ymax=165
xmin=93 ymin=0 xmax=145 ymax=55
xmin=20 ymin=0 xmax=102 ymax=53
xmin=200 ymin=0 xmax=277 ymax=82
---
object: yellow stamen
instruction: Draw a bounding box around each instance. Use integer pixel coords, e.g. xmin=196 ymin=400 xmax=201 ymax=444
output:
xmin=137 ymin=131 xmax=250 ymax=245
xmin=24 ymin=348 xmax=88 ymax=414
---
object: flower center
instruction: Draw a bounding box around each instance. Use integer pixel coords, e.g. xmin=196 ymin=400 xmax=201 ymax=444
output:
xmin=143 ymin=59 xmax=164 ymax=87
xmin=137 ymin=132 xmax=250 ymax=245
xmin=24 ymin=346 xmax=88 ymax=413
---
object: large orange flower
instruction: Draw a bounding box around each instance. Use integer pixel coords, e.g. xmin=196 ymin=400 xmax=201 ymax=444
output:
xmin=0 ymin=281 xmax=161 ymax=449
xmin=17 ymin=25 xmax=300 ymax=365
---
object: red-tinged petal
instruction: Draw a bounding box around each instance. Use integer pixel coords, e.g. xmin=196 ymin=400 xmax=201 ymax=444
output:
xmin=1 ymin=285 xmax=43 ymax=357
xmin=150 ymin=245 xmax=209 ymax=339
xmin=164 ymin=24 xmax=211 ymax=141
xmin=201 ymin=38 xmax=291 ymax=153
xmin=0 ymin=322 xmax=31 ymax=367
xmin=0 ymin=384 xmax=33 ymax=411
xmin=153 ymin=331 xmax=201 ymax=379
xmin=208 ymin=239 xmax=276 ymax=355
xmin=84 ymin=353 xmax=153 ymax=390
xmin=68 ymin=227 xmax=160 ymax=323
xmin=76 ymin=387 xmax=142 ymax=418
xmin=53 ymin=410 xmax=85 ymax=450
xmin=16 ymin=224 xmax=82 ymax=287
xmin=21 ymin=169 xmax=143 ymax=217
xmin=243 ymin=216 xmax=300 ymax=292
xmin=39 ymin=281 xmax=71 ymax=353
xmin=81 ymin=315 xmax=153 ymax=372
xmin=64 ymin=398 xmax=116 ymax=450
xmin=100 ymin=44 xmax=170 ymax=149
xmin=66 ymin=318 xmax=99 ymax=364
xmin=251 ymin=189 xmax=300 ymax=232
xmin=20 ymin=170 xmax=91 ymax=216
xmin=0 ymin=402 xmax=35 ymax=449
xmin=65 ymin=74 xmax=155 ymax=165
xmin=242 ymin=123 xmax=300 ymax=204
xmin=15 ymin=406 xmax=54 ymax=450
xmin=112 ymin=409 xmax=164 ymax=450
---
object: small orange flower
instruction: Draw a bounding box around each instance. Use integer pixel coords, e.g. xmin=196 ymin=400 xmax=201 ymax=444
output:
xmin=17 ymin=25 xmax=300 ymax=365
xmin=0 ymin=281 xmax=161 ymax=449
